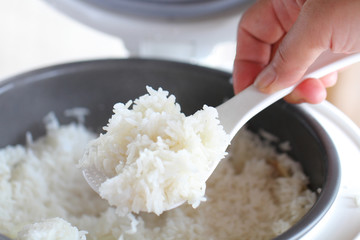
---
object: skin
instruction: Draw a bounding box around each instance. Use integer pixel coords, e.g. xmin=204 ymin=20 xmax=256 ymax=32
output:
xmin=233 ymin=0 xmax=360 ymax=104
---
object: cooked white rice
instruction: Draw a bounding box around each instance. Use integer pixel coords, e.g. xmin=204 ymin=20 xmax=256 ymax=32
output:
xmin=0 ymin=114 xmax=316 ymax=240
xmin=79 ymin=86 xmax=231 ymax=216
xmin=16 ymin=218 xmax=87 ymax=240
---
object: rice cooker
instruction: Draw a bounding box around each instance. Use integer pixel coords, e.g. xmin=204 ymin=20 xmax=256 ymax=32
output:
xmin=42 ymin=0 xmax=252 ymax=70
xmin=35 ymin=1 xmax=360 ymax=239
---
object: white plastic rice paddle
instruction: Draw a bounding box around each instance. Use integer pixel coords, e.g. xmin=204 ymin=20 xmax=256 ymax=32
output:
xmin=83 ymin=51 xmax=360 ymax=211
xmin=217 ymin=51 xmax=360 ymax=140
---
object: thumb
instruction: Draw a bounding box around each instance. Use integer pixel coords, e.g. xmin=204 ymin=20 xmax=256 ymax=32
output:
xmin=254 ymin=5 xmax=329 ymax=93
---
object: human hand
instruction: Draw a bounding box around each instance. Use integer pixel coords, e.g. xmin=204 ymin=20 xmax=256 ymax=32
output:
xmin=233 ymin=0 xmax=360 ymax=104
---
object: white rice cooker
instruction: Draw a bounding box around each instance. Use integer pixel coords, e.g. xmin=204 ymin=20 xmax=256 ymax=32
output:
xmin=41 ymin=1 xmax=360 ymax=239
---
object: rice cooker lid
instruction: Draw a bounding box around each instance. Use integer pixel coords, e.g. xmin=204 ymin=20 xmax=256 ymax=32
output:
xmin=81 ymin=0 xmax=251 ymax=19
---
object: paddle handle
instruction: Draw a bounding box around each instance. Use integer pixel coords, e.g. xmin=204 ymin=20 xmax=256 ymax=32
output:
xmin=217 ymin=52 xmax=360 ymax=138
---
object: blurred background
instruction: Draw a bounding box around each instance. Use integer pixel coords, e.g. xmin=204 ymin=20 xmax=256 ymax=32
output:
xmin=1 ymin=0 xmax=359 ymax=126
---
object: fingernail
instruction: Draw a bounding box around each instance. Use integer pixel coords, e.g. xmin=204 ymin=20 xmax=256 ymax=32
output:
xmin=254 ymin=65 xmax=277 ymax=91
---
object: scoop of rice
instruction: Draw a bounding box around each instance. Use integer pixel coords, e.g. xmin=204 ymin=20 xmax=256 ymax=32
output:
xmin=79 ymin=86 xmax=230 ymax=216
xmin=16 ymin=218 xmax=87 ymax=240
xmin=0 ymin=114 xmax=315 ymax=239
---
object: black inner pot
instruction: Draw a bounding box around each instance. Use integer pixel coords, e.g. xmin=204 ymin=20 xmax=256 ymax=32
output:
xmin=0 ymin=59 xmax=340 ymax=240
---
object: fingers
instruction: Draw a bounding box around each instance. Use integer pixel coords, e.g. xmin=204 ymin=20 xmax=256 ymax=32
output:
xmin=321 ymin=71 xmax=338 ymax=88
xmin=284 ymin=72 xmax=338 ymax=104
xmin=233 ymin=0 xmax=297 ymax=93
xmin=233 ymin=61 xmax=265 ymax=94
xmin=254 ymin=33 xmax=327 ymax=94
xmin=254 ymin=0 xmax=332 ymax=93
xmin=284 ymin=78 xmax=327 ymax=104
xmin=234 ymin=0 xmax=360 ymax=105
xmin=233 ymin=25 xmax=271 ymax=93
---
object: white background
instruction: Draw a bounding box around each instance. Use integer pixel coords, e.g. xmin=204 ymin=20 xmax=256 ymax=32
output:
xmin=0 ymin=0 xmax=128 ymax=80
